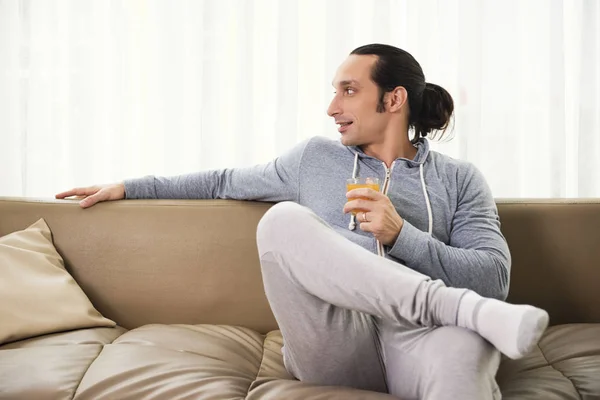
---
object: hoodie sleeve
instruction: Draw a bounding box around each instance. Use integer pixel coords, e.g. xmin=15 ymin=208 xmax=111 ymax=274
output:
xmin=386 ymin=164 xmax=511 ymax=300
xmin=123 ymin=139 xmax=309 ymax=202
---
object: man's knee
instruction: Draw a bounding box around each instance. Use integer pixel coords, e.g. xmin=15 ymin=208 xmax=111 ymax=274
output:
xmin=428 ymin=327 xmax=500 ymax=371
xmin=256 ymin=201 xmax=309 ymax=255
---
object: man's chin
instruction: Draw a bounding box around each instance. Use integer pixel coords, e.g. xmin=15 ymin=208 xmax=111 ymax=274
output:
xmin=340 ymin=134 xmax=356 ymax=147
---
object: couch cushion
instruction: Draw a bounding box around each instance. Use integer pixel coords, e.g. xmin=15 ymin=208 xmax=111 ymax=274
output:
xmin=0 ymin=327 xmax=127 ymax=400
xmin=74 ymin=324 xmax=395 ymax=400
xmin=1 ymin=324 xmax=598 ymax=399
xmin=0 ymin=345 xmax=103 ymax=400
xmin=497 ymin=324 xmax=600 ymax=399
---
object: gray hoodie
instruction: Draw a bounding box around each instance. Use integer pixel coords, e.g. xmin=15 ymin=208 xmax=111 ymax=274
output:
xmin=124 ymin=136 xmax=510 ymax=300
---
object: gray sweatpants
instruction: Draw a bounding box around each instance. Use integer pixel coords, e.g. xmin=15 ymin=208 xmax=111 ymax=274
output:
xmin=256 ymin=202 xmax=501 ymax=400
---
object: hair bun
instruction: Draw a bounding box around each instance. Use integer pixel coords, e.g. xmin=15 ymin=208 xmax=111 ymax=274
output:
xmin=412 ymin=82 xmax=454 ymax=140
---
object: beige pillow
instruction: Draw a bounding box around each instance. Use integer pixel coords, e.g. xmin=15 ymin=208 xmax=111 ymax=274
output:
xmin=0 ymin=218 xmax=115 ymax=345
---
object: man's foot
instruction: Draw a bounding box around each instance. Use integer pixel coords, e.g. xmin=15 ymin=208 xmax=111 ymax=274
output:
xmin=458 ymin=293 xmax=549 ymax=359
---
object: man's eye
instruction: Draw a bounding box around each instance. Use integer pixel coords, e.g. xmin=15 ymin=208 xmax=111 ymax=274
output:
xmin=345 ymin=88 xmax=356 ymax=95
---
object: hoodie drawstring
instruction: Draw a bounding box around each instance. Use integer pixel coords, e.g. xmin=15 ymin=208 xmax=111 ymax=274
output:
xmin=348 ymin=152 xmax=433 ymax=236
xmin=419 ymin=164 xmax=433 ymax=235
xmin=348 ymin=152 xmax=359 ymax=230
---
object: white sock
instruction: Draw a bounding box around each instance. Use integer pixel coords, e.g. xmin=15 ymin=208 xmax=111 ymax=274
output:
xmin=457 ymin=292 xmax=549 ymax=359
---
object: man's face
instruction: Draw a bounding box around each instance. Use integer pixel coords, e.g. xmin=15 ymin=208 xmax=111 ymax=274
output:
xmin=328 ymin=54 xmax=390 ymax=146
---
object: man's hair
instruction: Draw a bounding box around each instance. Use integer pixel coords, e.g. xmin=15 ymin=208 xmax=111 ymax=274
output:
xmin=351 ymin=44 xmax=454 ymax=142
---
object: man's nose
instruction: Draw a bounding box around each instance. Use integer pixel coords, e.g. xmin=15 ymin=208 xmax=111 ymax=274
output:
xmin=327 ymin=97 xmax=341 ymax=117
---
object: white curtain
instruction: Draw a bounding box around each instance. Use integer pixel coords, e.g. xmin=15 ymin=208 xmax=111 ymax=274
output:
xmin=1 ymin=0 xmax=599 ymax=198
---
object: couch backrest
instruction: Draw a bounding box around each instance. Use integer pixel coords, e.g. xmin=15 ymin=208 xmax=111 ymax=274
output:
xmin=494 ymin=199 xmax=600 ymax=327
xmin=1 ymin=197 xmax=599 ymax=332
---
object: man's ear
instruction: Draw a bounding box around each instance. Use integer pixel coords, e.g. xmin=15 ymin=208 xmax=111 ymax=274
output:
xmin=387 ymin=86 xmax=408 ymax=113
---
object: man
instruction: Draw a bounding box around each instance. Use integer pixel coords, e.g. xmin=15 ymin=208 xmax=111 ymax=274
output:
xmin=57 ymin=44 xmax=548 ymax=399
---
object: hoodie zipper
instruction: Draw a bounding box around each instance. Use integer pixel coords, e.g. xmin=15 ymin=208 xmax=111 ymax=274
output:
xmin=377 ymin=162 xmax=395 ymax=257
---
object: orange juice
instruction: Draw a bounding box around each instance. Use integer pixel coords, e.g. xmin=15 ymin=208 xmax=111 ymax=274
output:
xmin=346 ymin=178 xmax=380 ymax=215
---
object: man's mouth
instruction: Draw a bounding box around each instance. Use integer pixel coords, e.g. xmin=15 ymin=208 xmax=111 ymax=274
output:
xmin=337 ymin=121 xmax=353 ymax=133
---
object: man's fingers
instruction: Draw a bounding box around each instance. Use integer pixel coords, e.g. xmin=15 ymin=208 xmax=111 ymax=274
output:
xmin=343 ymin=199 xmax=375 ymax=214
xmin=79 ymin=191 xmax=106 ymax=208
xmin=55 ymin=187 xmax=99 ymax=199
xmin=358 ymin=221 xmax=373 ymax=232
xmin=57 ymin=183 xmax=124 ymax=208
xmin=55 ymin=189 xmax=78 ymax=199
xmin=346 ymin=188 xmax=381 ymax=200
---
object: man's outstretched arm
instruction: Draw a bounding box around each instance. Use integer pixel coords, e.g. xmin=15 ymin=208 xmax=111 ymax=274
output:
xmin=57 ymin=138 xmax=310 ymax=208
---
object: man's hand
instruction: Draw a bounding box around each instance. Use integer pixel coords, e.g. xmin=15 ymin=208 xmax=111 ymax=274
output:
xmin=55 ymin=183 xmax=125 ymax=209
xmin=343 ymin=188 xmax=404 ymax=246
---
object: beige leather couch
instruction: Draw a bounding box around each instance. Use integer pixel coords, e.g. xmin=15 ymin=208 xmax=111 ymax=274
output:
xmin=0 ymin=197 xmax=599 ymax=399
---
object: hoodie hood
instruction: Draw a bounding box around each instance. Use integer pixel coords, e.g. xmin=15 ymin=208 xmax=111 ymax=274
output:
xmin=349 ymin=137 xmax=430 ymax=168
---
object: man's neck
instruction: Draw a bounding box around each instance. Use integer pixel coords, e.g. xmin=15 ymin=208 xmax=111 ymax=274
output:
xmin=361 ymin=132 xmax=418 ymax=168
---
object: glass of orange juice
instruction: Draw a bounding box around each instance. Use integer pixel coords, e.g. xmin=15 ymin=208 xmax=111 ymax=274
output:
xmin=346 ymin=177 xmax=380 ymax=215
